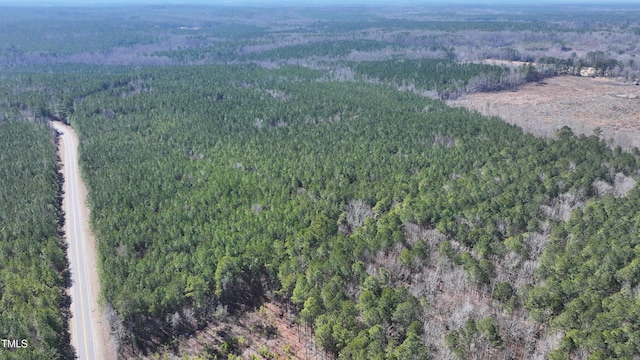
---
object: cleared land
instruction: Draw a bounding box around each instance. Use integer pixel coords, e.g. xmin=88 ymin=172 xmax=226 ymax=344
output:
xmin=145 ymin=302 xmax=326 ymax=360
xmin=448 ymin=76 xmax=640 ymax=150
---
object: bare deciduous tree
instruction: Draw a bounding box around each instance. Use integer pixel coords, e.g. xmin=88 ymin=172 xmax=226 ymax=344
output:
xmin=104 ymin=302 xmax=125 ymax=355
xmin=339 ymin=199 xmax=374 ymax=235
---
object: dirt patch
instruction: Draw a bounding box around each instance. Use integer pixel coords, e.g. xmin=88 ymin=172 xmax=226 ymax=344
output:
xmin=447 ymin=76 xmax=640 ymax=150
xmin=136 ymin=302 xmax=326 ymax=359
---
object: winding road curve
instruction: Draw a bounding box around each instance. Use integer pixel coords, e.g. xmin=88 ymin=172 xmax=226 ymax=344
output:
xmin=52 ymin=121 xmax=108 ymax=360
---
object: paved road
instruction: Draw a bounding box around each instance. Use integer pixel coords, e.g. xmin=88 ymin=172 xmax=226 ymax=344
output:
xmin=52 ymin=122 xmax=105 ymax=360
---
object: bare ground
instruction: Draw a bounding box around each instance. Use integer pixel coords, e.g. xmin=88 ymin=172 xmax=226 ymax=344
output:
xmin=137 ymin=302 xmax=327 ymax=360
xmin=447 ymin=76 xmax=640 ymax=150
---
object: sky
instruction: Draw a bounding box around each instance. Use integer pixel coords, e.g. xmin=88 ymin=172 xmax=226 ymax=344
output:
xmin=0 ymin=0 xmax=638 ymax=5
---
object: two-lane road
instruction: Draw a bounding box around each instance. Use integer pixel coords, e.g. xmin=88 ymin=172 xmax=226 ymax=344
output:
xmin=52 ymin=121 xmax=107 ymax=360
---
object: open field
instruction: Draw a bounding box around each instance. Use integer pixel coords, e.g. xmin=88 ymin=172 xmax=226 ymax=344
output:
xmin=448 ymin=76 xmax=640 ymax=150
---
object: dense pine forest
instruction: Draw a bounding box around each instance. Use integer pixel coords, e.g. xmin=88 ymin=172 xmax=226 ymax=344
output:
xmin=0 ymin=120 xmax=73 ymax=359
xmin=2 ymin=3 xmax=640 ymax=359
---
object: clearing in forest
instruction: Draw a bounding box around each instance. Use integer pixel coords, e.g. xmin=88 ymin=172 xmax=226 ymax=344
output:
xmin=447 ymin=76 xmax=640 ymax=149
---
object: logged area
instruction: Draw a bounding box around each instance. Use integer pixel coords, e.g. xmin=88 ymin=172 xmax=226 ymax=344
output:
xmin=1 ymin=3 xmax=640 ymax=360
xmin=448 ymin=76 xmax=640 ymax=149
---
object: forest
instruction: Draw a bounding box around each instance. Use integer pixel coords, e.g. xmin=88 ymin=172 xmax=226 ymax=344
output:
xmin=1 ymin=3 xmax=640 ymax=360
xmin=0 ymin=120 xmax=74 ymax=359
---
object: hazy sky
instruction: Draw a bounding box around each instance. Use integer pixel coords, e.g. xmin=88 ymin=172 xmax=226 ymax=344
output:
xmin=1 ymin=0 xmax=637 ymax=5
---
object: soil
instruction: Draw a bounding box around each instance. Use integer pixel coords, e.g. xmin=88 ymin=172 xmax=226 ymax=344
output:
xmin=447 ymin=76 xmax=640 ymax=150
xmin=134 ymin=301 xmax=326 ymax=360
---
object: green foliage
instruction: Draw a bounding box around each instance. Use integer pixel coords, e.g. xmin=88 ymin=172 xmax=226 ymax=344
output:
xmin=460 ymin=252 xmax=494 ymax=284
xmin=2 ymin=33 xmax=636 ymax=357
xmin=214 ymin=255 xmax=241 ymax=297
xmin=0 ymin=121 xmax=73 ymax=359
xmin=2 ymin=4 xmax=640 ymax=359
xmin=300 ymin=296 xmax=323 ymax=326
xmin=493 ymin=282 xmax=517 ymax=311
xmin=446 ymin=317 xmax=502 ymax=359
xmin=354 ymin=59 xmax=510 ymax=98
xmin=504 ymin=234 xmax=527 ymax=258
xmin=390 ymin=333 xmax=431 ymax=360
xmin=445 ymin=319 xmax=476 ymax=359
xmin=55 ymin=62 xmax=629 ymax=356
xmin=477 ymin=317 xmax=503 ymax=348
xmin=400 ymin=240 xmax=430 ymax=269
xmin=528 ymin=188 xmax=640 ymax=358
